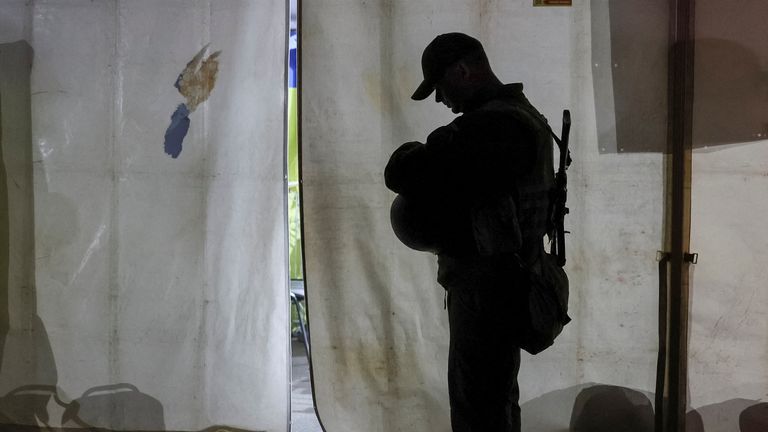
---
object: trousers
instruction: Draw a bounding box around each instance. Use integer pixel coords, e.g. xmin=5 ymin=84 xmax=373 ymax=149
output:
xmin=439 ymin=254 xmax=524 ymax=432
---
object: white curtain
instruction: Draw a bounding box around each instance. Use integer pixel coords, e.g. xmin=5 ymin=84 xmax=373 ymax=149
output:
xmin=0 ymin=1 xmax=289 ymax=431
xmin=301 ymin=1 xmax=665 ymax=431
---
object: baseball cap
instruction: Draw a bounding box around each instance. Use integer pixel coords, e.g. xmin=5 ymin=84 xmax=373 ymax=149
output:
xmin=411 ymin=33 xmax=484 ymax=101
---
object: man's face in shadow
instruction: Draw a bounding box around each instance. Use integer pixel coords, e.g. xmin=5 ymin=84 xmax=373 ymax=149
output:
xmin=434 ymin=62 xmax=473 ymax=114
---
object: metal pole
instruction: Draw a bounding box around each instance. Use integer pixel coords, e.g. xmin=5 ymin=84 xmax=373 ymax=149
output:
xmin=663 ymin=0 xmax=696 ymax=430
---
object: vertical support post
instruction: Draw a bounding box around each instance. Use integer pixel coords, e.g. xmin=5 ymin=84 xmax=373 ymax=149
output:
xmin=663 ymin=0 xmax=695 ymax=430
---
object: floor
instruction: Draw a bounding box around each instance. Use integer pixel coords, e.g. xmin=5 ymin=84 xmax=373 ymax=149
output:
xmin=291 ymin=339 xmax=323 ymax=432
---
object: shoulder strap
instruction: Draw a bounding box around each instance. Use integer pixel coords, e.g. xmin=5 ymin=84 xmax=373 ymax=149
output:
xmin=478 ymin=99 xmax=563 ymax=145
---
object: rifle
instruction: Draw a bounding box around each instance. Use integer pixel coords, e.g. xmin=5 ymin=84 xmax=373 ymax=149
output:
xmin=549 ymin=110 xmax=572 ymax=267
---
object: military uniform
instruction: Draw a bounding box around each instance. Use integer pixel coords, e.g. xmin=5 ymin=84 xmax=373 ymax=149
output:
xmin=385 ymin=83 xmax=554 ymax=432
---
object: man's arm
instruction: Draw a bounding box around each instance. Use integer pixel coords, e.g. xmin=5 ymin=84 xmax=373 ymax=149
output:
xmin=384 ymin=124 xmax=458 ymax=197
xmin=384 ymin=113 xmax=535 ymax=198
xmin=451 ymin=111 xmax=537 ymax=190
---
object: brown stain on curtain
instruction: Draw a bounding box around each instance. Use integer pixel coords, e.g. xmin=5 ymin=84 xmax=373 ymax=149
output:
xmin=178 ymin=46 xmax=222 ymax=112
xmin=363 ymin=70 xmax=384 ymax=113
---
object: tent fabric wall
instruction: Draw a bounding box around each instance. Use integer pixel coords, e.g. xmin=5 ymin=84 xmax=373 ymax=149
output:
xmin=686 ymin=1 xmax=768 ymax=429
xmin=301 ymin=2 xmax=665 ymax=431
xmin=689 ymin=141 xmax=768 ymax=425
xmin=0 ymin=1 xmax=289 ymax=431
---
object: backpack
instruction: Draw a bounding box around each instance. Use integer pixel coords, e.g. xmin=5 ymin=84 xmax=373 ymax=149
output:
xmin=519 ymin=251 xmax=571 ymax=354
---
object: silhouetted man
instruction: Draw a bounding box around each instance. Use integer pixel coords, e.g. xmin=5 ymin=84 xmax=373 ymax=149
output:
xmin=385 ymin=33 xmax=555 ymax=432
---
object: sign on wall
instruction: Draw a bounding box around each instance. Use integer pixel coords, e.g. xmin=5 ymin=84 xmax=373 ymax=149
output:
xmin=533 ymin=0 xmax=572 ymax=6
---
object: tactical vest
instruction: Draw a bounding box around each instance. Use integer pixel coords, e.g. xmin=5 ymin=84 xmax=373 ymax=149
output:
xmin=472 ymin=97 xmax=555 ymax=265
